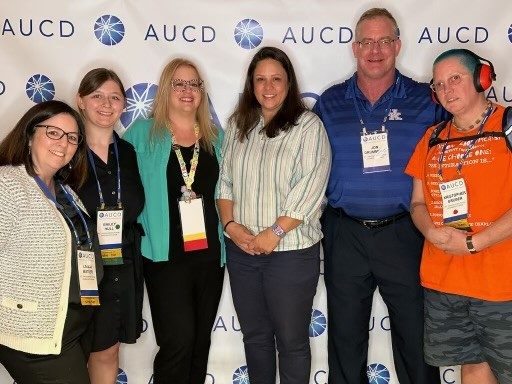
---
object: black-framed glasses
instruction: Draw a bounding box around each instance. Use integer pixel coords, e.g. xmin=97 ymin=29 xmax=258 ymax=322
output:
xmin=35 ymin=125 xmax=83 ymax=145
xmin=356 ymin=38 xmax=397 ymax=50
xmin=430 ymin=73 xmax=467 ymax=93
xmin=171 ymin=79 xmax=204 ymax=92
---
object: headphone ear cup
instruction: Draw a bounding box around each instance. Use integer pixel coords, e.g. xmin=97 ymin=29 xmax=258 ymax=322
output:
xmin=473 ymin=63 xmax=493 ymax=92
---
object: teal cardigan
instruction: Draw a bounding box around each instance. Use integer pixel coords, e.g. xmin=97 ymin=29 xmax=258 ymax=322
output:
xmin=123 ymin=118 xmax=226 ymax=265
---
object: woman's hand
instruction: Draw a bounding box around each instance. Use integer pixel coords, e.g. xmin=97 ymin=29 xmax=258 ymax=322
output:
xmin=249 ymin=228 xmax=281 ymax=255
xmin=225 ymin=222 xmax=259 ymax=255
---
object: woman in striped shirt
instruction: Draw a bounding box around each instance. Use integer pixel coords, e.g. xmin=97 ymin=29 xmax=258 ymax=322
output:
xmin=216 ymin=46 xmax=331 ymax=384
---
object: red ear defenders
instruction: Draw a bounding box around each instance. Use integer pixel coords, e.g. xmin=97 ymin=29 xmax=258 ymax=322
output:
xmin=430 ymin=50 xmax=496 ymax=103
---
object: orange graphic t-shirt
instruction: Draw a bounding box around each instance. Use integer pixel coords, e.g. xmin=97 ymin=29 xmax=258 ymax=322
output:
xmin=406 ymin=105 xmax=512 ymax=301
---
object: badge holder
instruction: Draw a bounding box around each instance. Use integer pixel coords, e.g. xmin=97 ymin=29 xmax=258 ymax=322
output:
xmin=77 ymin=247 xmax=100 ymax=306
xmin=178 ymin=194 xmax=209 ymax=252
xmin=439 ymin=178 xmax=471 ymax=231
xmin=97 ymin=207 xmax=124 ymax=265
xmin=360 ymin=129 xmax=391 ymax=173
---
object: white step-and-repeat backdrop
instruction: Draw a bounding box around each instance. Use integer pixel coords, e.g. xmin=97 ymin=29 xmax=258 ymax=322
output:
xmin=1 ymin=1 xmax=511 ymax=383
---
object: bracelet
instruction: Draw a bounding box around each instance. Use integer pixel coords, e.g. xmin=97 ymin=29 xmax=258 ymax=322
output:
xmin=466 ymin=235 xmax=478 ymax=254
xmin=271 ymin=223 xmax=286 ymax=238
xmin=223 ymin=220 xmax=235 ymax=232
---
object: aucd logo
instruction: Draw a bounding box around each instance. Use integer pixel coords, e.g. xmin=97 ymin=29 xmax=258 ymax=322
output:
xmin=26 ymin=74 xmax=55 ymax=103
xmin=116 ymin=368 xmax=128 ymax=384
xmin=367 ymin=363 xmax=391 ymax=384
xmin=0 ymin=80 xmax=5 ymax=96
xmin=94 ymin=15 xmax=125 ymax=45
xmin=233 ymin=365 xmax=250 ymax=384
xmin=309 ymin=309 xmax=327 ymax=337
xmin=508 ymin=24 xmax=512 ymax=43
xmin=234 ymin=19 xmax=263 ymax=49
xmin=120 ymin=83 xmax=158 ymax=130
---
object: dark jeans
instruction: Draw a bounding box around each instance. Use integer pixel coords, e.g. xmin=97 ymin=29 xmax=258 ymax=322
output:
xmin=322 ymin=205 xmax=440 ymax=384
xmin=226 ymin=238 xmax=320 ymax=384
xmin=143 ymin=255 xmax=225 ymax=384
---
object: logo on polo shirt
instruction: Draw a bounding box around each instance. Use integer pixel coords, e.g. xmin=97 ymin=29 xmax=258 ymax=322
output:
xmin=234 ymin=19 xmax=263 ymax=49
xmin=367 ymin=363 xmax=391 ymax=384
xmin=25 ymin=74 xmax=55 ymax=103
xmin=309 ymin=309 xmax=327 ymax=337
xmin=116 ymin=368 xmax=128 ymax=384
xmin=233 ymin=365 xmax=250 ymax=384
xmin=387 ymin=108 xmax=402 ymax=120
xmin=120 ymin=83 xmax=158 ymax=129
xmin=94 ymin=15 xmax=125 ymax=45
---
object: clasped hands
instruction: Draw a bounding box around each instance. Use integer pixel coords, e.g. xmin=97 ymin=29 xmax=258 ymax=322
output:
xmin=226 ymin=222 xmax=280 ymax=255
xmin=426 ymin=225 xmax=473 ymax=255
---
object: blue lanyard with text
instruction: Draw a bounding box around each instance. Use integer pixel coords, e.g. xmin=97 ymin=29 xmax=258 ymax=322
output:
xmin=352 ymin=74 xmax=400 ymax=134
xmin=34 ymin=176 xmax=93 ymax=249
xmin=437 ymin=104 xmax=493 ymax=180
xmin=86 ymin=135 xmax=122 ymax=209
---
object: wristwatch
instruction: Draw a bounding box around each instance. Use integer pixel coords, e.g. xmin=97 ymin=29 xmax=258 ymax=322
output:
xmin=465 ymin=235 xmax=477 ymax=254
xmin=271 ymin=223 xmax=286 ymax=239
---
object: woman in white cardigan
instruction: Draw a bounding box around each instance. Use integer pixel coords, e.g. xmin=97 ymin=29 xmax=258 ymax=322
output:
xmin=0 ymin=100 xmax=102 ymax=384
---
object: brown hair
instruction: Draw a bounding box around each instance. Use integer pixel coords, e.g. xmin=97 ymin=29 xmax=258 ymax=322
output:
xmin=77 ymin=67 xmax=126 ymax=99
xmin=229 ymin=46 xmax=306 ymax=142
xmin=151 ymin=58 xmax=217 ymax=153
xmin=0 ymin=100 xmax=88 ymax=189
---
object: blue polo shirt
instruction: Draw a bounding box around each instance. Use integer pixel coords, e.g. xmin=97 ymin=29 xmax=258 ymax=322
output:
xmin=314 ymin=70 xmax=447 ymax=220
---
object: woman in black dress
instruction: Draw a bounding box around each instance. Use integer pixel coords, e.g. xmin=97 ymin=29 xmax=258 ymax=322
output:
xmin=76 ymin=68 xmax=145 ymax=384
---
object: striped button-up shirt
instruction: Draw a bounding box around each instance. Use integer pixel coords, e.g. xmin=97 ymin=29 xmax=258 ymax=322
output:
xmin=216 ymin=110 xmax=331 ymax=251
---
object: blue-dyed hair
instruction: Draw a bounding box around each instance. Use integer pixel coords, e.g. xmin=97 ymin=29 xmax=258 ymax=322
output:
xmin=433 ymin=48 xmax=480 ymax=74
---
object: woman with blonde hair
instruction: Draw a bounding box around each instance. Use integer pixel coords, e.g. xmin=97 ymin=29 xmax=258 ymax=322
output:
xmin=123 ymin=58 xmax=225 ymax=384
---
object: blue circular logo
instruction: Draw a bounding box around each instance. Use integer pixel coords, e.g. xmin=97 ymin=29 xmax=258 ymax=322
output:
xmin=309 ymin=309 xmax=327 ymax=337
xmin=120 ymin=83 xmax=158 ymax=129
xmin=234 ymin=19 xmax=263 ymax=49
xmin=232 ymin=365 xmax=250 ymax=384
xmin=508 ymin=24 xmax=512 ymax=43
xmin=116 ymin=368 xmax=128 ymax=384
xmin=25 ymin=74 xmax=55 ymax=103
xmin=367 ymin=363 xmax=391 ymax=384
xmin=94 ymin=15 xmax=125 ymax=45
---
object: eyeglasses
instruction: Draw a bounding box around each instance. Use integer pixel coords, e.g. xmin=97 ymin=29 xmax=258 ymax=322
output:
xmin=171 ymin=79 xmax=204 ymax=92
xmin=356 ymin=38 xmax=397 ymax=50
xmin=35 ymin=125 xmax=83 ymax=145
xmin=430 ymin=73 xmax=467 ymax=93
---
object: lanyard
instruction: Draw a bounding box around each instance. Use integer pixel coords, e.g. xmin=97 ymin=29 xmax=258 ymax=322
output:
xmin=437 ymin=103 xmax=493 ymax=180
xmin=86 ymin=135 xmax=122 ymax=208
xmin=352 ymin=75 xmax=400 ymax=134
xmin=34 ymin=176 xmax=93 ymax=249
xmin=169 ymin=123 xmax=200 ymax=192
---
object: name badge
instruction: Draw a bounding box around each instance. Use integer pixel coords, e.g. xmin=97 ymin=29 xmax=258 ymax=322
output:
xmin=439 ymin=178 xmax=471 ymax=231
xmin=360 ymin=130 xmax=391 ymax=173
xmin=77 ymin=249 xmax=100 ymax=306
xmin=178 ymin=197 xmax=208 ymax=252
xmin=97 ymin=207 xmax=123 ymax=265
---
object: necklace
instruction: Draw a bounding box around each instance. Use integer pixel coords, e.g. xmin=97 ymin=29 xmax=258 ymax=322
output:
xmin=452 ymin=100 xmax=493 ymax=132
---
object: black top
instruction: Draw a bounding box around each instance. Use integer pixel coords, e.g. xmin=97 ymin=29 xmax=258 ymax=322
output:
xmin=167 ymin=143 xmax=220 ymax=260
xmin=77 ymin=132 xmax=145 ymax=264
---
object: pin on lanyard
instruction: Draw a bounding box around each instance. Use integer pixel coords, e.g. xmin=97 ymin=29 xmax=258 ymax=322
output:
xmin=86 ymin=135 xmax=122 ymax=209
xmin=169 ymin=123 xmax=200 ymax=192
xmin=34 ymin=176 xmax=93 ymax=249
xmin=353 ymin=75 xmax=400 ymax=134
xmin=437 ymin=103 xmax=493 ymax=180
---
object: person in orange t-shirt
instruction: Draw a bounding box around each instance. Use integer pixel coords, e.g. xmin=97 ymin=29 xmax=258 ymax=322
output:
xmin=406 ymin=48 xmax=512 ymax=384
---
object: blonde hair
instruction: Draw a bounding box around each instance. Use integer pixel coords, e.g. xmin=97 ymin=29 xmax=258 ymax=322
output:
xmin=151 ymin=58 xmax=217 ymax=153
xmin=355 ymin=8 xmax=399 ymax=40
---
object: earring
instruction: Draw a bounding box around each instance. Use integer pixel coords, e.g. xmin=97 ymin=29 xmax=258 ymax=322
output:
xmin=28 ymin=146 xmax=31 ymax=155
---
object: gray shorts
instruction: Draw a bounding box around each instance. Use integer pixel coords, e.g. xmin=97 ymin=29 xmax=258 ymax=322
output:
xmin=424 ymin=289 xmax=512 ymax=384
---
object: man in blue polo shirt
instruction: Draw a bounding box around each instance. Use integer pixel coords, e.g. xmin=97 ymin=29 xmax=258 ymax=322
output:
xmin=313 ymin=8 xmax=446 ymax=384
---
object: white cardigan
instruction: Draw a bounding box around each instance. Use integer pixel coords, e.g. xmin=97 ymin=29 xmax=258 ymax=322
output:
xmin=0 ymin=165 xmax=73 ymax=355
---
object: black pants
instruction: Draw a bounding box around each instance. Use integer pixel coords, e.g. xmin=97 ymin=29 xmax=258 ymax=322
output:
xmin=322 ymin=206 xmax=440 ymax=384
xmin=143 ymin=255 xmax=224 ymax=384
xmin=226 ymin=238 xmax=320 ymax=384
